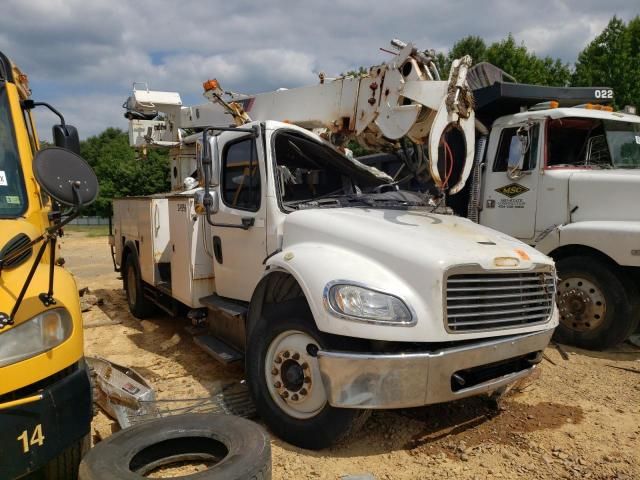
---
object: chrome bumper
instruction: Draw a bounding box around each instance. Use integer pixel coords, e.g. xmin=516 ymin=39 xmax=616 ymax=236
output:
xmin=316 ymin=327 xmax=554 ymax=409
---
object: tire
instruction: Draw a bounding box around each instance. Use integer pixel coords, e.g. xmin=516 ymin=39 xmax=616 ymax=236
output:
xmin=246 ymin=299 xmax=370 ymax=450
xmin=37 ymin=435 xmax=90 ymax=480
xmin=122 ymin=250 xmax=155 ymax=319
xmin=553 ymin=256 xmax=640 ymax=350
xmin=78 ymin=413 xmax=270 ymax=480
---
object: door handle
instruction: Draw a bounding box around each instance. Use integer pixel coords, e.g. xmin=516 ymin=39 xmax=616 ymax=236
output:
xmin=213 ymin=236 xmax=223 ymax=264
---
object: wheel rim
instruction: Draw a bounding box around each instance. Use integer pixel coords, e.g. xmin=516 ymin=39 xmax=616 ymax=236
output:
xmin=126 ymin=265 xmax=137 ymax=306
xmin=557 ymin=276 xmax=606 ymax=332
xmin=264 ymin=329 xmax=327 ymax=419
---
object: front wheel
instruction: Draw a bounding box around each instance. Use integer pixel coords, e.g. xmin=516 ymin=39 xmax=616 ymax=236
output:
xmin=246 ymin=300 xmax=369 ymax=450
xmin=554 ymin=256 xmax=639 ymax=350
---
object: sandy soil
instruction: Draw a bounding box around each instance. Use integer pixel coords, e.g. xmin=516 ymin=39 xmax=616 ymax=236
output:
xmin=62 ymin=231 xmax=640 ymax=480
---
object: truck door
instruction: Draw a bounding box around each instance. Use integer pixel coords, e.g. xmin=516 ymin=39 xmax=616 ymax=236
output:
xmin=479 ymin=123 xmax=541 ymax=241
xmin=211 ymin=129 xmax=268 ymax=301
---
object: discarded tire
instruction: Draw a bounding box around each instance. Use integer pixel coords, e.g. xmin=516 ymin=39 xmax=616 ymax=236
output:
xmin=79 ymin=413 xmax=271 ymax=480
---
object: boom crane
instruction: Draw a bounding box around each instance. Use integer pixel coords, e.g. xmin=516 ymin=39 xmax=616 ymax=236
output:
xmin=124 ymin=40 xmax=475 ymax=194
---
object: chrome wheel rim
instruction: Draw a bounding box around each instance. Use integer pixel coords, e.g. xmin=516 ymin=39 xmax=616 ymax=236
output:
xmin=557 ymin=276 xmax=606 ymax=332
xmin=264 ymin=329 xmax=326 ymax=419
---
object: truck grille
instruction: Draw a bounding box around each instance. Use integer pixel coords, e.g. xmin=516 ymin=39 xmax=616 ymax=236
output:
xmin=445 ymin=269 xmax=556 ymax=332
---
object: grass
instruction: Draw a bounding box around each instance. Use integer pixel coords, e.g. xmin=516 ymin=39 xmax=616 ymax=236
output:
xmin=64 ymin=225 xmax=110 ymax=237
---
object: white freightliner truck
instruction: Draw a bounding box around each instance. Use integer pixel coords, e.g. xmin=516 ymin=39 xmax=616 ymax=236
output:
xmin=111 ymin=43 xmax=558 ymax=449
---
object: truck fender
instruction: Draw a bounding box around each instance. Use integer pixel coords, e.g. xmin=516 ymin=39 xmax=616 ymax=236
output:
xmin=537 ymin=221 xmax=640 ymax=267
xmin=256 ymin=245 xmax=422 ymax=341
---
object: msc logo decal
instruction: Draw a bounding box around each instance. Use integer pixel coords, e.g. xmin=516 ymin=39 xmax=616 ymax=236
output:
xmin=495 ymin=183 xmax=529 ymax=198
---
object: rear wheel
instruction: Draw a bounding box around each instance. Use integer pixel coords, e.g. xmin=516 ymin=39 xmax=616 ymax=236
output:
xmin=246 ymin=300 xmax=369 ymax=450
xmin=554 ymin=256 xmax=639 ymax=350
xmin=123 ymin=251 xmax=155 ymax=319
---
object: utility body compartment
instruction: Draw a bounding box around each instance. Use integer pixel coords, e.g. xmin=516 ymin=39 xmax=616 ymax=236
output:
xmin=112 ymin=196 xmax=171 ymax=286
xmin=167 ymin=194 xmax=215 ymax=307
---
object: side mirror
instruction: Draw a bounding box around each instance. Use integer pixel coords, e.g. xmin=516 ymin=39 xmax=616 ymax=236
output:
xmin=33 ymin=147 xmax=98 ymax=207
xmin=52 ymin=124 xmax=81 ymax=155
xmin=507 ymin=130 xmax=529 ymax=180
xmin=194 ymin=189 xmax=219 ymax=215
xmin=199 ymin=135 xmax=219 ymax=187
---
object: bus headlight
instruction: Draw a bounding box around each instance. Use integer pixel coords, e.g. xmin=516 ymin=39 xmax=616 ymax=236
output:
xmin=0 ymin=308 xmax=73 ymax=368
xmin=324 ymin=283 xmax=414 ymax=325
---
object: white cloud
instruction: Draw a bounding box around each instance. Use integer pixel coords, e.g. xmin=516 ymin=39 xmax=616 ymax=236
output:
xmin=0 ymin=0 xmax=636 ymax=138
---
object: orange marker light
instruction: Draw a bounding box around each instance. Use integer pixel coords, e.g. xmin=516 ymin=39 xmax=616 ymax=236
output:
xmin=514 ymin=248 xmax=531 ymax=261
xmin=549 ymin=100 xmax=559 ymax=109
xmin=203 ymin=79 xmax=220 ymax=92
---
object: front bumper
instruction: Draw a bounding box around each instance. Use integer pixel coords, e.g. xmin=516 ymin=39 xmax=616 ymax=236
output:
xmin=0 ymin=360 xmax=92 ymax=479
xmin=317 ymin=327 xmax=554 ymax=409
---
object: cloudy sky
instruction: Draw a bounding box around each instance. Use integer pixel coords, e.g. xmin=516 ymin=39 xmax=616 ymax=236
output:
xmin=0 ymin=0 xmax=637 ymax=139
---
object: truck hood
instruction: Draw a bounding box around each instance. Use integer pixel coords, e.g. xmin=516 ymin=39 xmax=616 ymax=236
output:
xmin=568 ymin=169 xmax=640 ymax=222
xmin=277 ymin=208 xmax=555 ymax=343
xmin=282 ymin=207 xmax=550 ymax=271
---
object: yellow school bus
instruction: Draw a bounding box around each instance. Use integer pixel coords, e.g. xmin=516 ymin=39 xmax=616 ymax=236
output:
xmin=0 ymin=52 xmax=97 ymax=479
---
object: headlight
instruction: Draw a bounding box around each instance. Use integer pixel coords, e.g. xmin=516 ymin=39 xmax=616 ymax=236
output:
xmin=0 ymin=308 xmax=73 ymax=368
xmin=324 ymin=283 xmax=414 ymax=325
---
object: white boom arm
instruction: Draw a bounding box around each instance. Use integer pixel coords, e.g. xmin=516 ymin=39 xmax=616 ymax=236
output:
xmin=124 ymin=41 xmax=475 ymax=194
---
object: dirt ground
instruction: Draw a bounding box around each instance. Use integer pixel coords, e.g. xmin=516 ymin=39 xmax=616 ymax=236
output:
xmin=61 ymin=231 xmax=640 ymax=480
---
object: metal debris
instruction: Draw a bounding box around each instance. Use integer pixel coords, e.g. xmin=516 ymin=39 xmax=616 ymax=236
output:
xmin=126 ymin=382 xmax=256 ymax=426
xmin=554 ymin=342 xmax=570 ymax=361
xmin=88 ymin=357 xmax=255 ymax=429
xmin=87 ymin=356 xmax=158 ymax=428
xmin=606 ymin=364 xmax=640 ymax=375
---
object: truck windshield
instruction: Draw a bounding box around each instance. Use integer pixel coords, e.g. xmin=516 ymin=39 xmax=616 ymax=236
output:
xmin=0 ymin=85 xmax=27 ymax=217
xmin=273 ymin=130 xmax=415 ymax=210
xmin=603 ymin=120 xmax=640 ymax=168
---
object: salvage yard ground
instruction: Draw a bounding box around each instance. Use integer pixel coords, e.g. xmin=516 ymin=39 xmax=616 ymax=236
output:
xmin=62 ymin=229 xmax=640 ymax=480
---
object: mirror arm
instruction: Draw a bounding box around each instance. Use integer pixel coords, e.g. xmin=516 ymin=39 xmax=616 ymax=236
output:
xmin=39 ymin=236 xmax=58 ymax=307
xmin=21 ymin=100 xmax=66 ymax=126
xmin=5 ymin=237 xmax=50 ymax=326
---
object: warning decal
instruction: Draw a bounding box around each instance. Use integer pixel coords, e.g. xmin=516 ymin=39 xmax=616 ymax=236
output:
xmin=0 ymin=170 xmax=7 ymax=186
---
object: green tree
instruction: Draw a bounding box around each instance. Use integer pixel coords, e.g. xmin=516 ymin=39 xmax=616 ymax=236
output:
xmin=80 ymin=128 xmax=169 ymax=216
xmin=441 ymin=35 xmax=488 ymax=73
xmin=485 ymin=35 xmax=570 ymax=85
xmin=573 ymin=16 xmax=640 ymax=109
xmin=442 ymin=34 xmax=570 ymax=86
xmin=342 ymin=66 xmax=368 ymax=78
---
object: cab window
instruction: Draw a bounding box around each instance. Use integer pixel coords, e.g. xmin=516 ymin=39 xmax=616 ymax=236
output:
xmin=0 ymin=85 xmax=28 ymax=217
xmin=493 ymin=125 xmax=539 ymax=172
xmin=220 ymin=137 xmax=261 ymax=211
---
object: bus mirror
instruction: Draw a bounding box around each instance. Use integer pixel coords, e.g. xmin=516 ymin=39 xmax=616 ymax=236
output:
xmin=52 ymin=124 xmax=81 ymax=155
xmin=33 ymin=147 xmax=98 ymax=207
